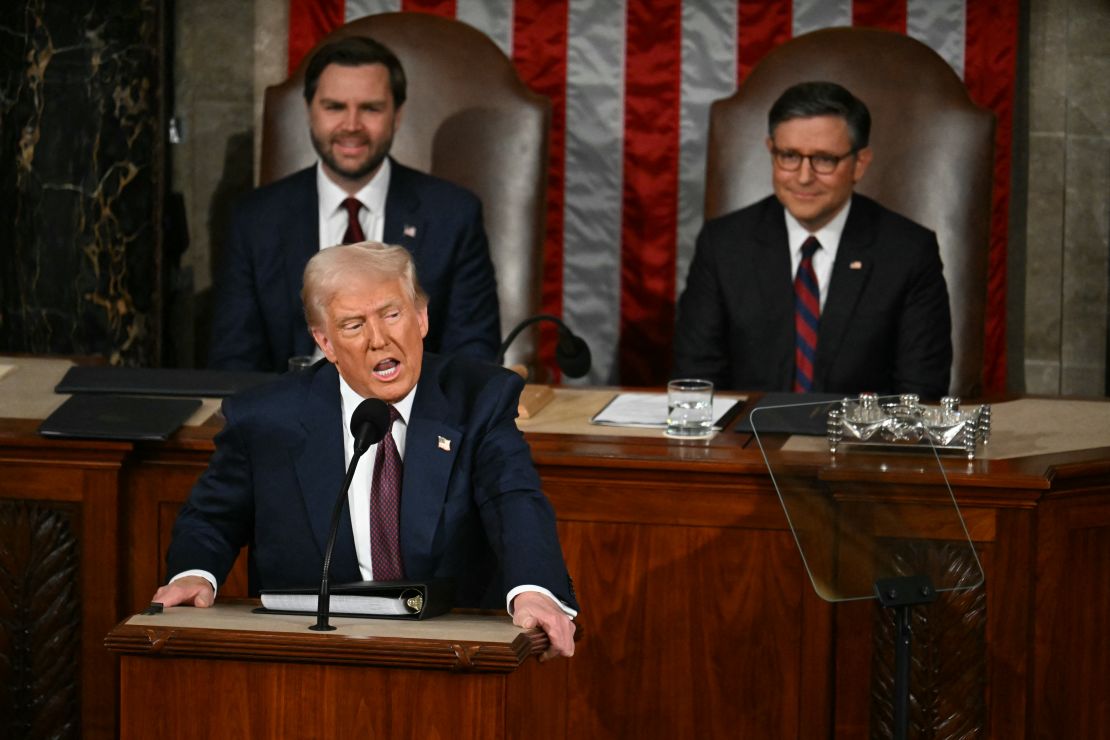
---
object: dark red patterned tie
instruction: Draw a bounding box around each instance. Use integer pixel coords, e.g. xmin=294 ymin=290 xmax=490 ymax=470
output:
xmin=793 ymin=236 xmax=821 ymax=392
xmin=341 ymin=197 xmax=364 ymax=244
xmin=370 ymin=406 xmax=404 ymax=580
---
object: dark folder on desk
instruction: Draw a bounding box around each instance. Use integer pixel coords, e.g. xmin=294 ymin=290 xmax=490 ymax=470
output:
xmin=735 ymin=393 xmax=843 ymax=436
xmin=38 ymin=394 xmax=202 ymax=442
xmin=257 ymin=578 xmax=455 ymax=621
xmin=55 ymin=366 xmax=278 ymax=398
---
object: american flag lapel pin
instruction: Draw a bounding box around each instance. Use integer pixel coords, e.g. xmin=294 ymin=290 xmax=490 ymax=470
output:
xmin=437 ymin=435 xmax=451 ymax=451
xmin=404 ymin=224 xmax=417 ymax=238
xmin=849 ymin=260 xmax=863 ymax=270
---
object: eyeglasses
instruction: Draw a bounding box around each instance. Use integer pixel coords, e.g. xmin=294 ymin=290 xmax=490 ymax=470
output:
xmin=771 ymin=147 xmax=856 ymax=175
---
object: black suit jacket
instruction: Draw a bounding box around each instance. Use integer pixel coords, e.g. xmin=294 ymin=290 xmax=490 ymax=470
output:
xmin=208 ymin=160 xmax=501 ymax=372
xmin=674 ymin=194 xmax=951 ymax=398
xmin=166 ymin=353 xmax=577 ymax=611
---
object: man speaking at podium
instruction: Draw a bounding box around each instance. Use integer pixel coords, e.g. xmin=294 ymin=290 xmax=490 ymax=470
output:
xmin=155 ymin=243 xmax=577 ymax=659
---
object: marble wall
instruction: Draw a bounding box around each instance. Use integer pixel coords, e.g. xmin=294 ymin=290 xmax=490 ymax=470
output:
xmin=1024 ymin=0 xmax=1110 ymax=395
xmin=167 ymin=0 xmax=286 ymax=367
xmin=168 ymin=0 xmax=257 ymax=366
xmin=0 ymin=0 xmax=164 ymax=365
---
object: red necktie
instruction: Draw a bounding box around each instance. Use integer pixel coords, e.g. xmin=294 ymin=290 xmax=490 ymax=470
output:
xmin=341 ymin=197 xmax=365 ymax=244
xmin=793 ymin=236 xmax=821 ymax=392
xmin=370 ymin=406 xmax=404 ymax=580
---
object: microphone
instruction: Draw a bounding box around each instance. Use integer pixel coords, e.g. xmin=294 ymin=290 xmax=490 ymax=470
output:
xmin=497 ymin=314 xmax=592 ymax=379
xmin=310 ymin=397 xmax=390 ymax=631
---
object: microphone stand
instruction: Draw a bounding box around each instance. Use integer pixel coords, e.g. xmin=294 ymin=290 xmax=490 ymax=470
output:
xmin=497 ymin=313 xmax=591 ymax=379
xmin=309 ymin=448 xmax=369 ymax=632
xmin=310 ymin=397 xmax=387 ymax=631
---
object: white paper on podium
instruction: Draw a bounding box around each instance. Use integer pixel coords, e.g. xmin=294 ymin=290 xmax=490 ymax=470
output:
xmin=589 ymin=392 xmax=743 ymax=429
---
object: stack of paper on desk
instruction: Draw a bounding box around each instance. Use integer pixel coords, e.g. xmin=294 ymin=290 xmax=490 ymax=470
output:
xmin=590 ymin=392 xmax=744 ymax=429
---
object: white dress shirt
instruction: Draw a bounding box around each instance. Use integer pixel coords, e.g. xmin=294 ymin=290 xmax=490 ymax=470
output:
xmin=316 ymin=158 xmax=391 ymax=250
xmin=784 ymin=200 xmax=852 ymax=312
xmin=337 ymin=374 xmax=414 ymax=581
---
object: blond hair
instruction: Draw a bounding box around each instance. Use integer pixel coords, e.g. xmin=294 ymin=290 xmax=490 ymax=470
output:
xmin=302 ymin=242 xmax=427 ymax=329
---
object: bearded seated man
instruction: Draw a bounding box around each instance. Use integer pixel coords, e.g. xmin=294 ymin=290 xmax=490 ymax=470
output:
xmin=208 ymin=35 xmax=501 ymax=372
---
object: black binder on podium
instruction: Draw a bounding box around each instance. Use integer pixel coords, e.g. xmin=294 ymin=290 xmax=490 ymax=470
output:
xmin=257 ymin=578 xmax=455 ymax=621
xmin=38 ymin=394 xmax=202 ymax=442
xmin=54 ymin=366 xmax=277 ymax=398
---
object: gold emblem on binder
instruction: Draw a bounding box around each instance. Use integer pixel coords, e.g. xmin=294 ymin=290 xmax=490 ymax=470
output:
xmin=405 ymin=593 xmax=424 ymax=613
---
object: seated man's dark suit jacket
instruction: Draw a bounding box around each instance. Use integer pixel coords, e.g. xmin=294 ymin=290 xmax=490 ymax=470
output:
xmin=674 ymin=194 xmax=952 ymax=398
xmin=166 ymin=353 xmax=577 ymax=611
xmin=208 ymin=159 xmax=502 ymax=372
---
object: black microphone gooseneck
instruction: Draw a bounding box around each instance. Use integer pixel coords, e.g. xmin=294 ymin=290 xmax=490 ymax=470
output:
xmin=496 ymin=314 xmax=592 ymax=379
xmin=310 ymin=398 xmax=390 ymax=631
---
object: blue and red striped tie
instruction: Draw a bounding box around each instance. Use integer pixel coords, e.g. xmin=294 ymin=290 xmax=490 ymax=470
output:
xmin=793 ymin=237 xmax=821 ymax=392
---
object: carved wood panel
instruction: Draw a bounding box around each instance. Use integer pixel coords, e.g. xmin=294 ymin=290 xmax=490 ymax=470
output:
xmin=869 ymin=540 xmax=987 ymax=739
xmin=0 ymin=0 xmax=166 ymax=363
xmin=0 ymin=499 xmax=82 ymax=740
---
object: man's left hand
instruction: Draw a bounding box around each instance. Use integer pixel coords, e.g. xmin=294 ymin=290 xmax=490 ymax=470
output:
xmin=511 ymin=591 xmax=576 ymax=661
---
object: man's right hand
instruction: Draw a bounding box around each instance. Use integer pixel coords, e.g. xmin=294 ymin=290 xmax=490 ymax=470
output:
xmin=152 ymin=575 xmax=215 ymax=608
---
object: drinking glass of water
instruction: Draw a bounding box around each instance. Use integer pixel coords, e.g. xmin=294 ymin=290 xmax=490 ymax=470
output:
xmin=666 ymin=379 xmax=714 ymax=438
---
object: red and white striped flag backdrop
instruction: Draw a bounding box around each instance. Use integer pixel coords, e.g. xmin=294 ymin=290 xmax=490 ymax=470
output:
xmin=288 ymin=0 xmax=1017 ymax=391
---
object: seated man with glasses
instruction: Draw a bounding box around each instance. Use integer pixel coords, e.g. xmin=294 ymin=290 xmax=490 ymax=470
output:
xmin=674 ymin=81 xmax=952 ymax=398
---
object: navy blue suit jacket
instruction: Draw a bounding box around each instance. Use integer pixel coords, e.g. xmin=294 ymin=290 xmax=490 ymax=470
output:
xmin=166 ymin=353 xmax=577 ymax=611
xmin=674 ymin=194 xmax=952 ymax=398
xmin=208 ymin=161 xmax=501 ymax=371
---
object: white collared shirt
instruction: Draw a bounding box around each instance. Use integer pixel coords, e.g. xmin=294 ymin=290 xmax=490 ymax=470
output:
xmin=784 ymin=200 xmax=852 ymax=312
xmin=316 ymin=158 xmax=391 ymax=250
xmin=337 ymin=373 xmax=415 ymax=581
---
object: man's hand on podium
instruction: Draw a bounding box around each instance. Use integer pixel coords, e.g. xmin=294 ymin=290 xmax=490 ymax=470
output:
xmin=511 ymin=591 xmax=575 ymax=661
xmin=152 ymin=575 xmax=216 ymax=608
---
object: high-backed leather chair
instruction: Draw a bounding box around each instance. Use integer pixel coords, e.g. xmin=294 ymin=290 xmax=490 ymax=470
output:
xmin=260 ymin=13 xmax=550 ymax=369
xmin=705 ymin=28 xmax=994 ymax=397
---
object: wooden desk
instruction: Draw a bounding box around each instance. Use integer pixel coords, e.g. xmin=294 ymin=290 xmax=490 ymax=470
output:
xmin=2 ymin=381 xmax=1109 ymax=738
xmin=518 ymin=402 xmax=1110 ymax=738
xmin=105 ymin=603 xmax=565 ymax=739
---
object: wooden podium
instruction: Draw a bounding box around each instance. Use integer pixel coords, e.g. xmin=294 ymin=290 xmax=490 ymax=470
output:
xmin=105 ymin=602 xmax=569 ymax=739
